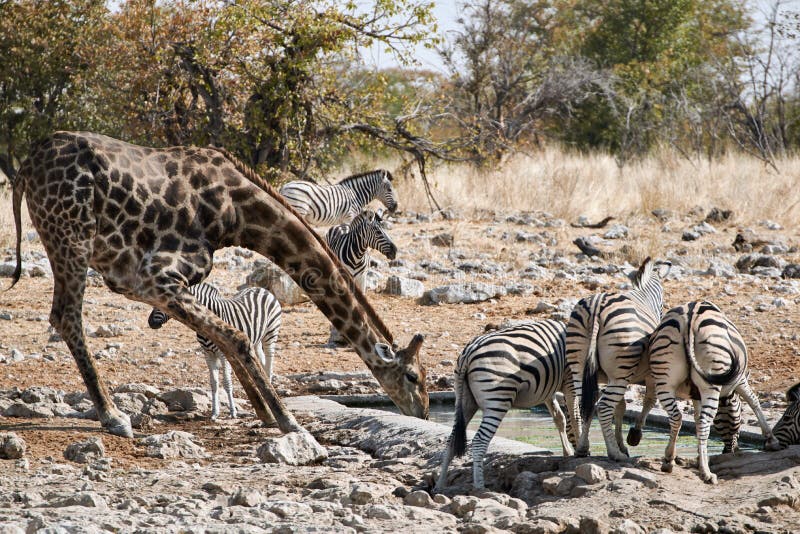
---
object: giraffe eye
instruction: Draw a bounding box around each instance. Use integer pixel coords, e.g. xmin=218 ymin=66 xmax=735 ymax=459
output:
xmin=405 ymin=372 xmax=418 ymax=384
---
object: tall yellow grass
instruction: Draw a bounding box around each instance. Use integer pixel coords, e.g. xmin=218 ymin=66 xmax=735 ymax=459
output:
xmin=392 ymin=148 xmax=800 ymax=226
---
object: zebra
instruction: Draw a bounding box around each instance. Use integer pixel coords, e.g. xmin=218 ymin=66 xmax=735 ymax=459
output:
xmin=436 ymin=320 xmax=575 ymax=491
xmin=279 ymin=169 xmax=398 ymax=226
xmin=648 ymin=300 xmax=781 ymax=483
xmin=772 ymin=382 xmax=800 ymax=447
xmin=566 ymin=257 xmax=670 ymax=461
xmin=325 ymin=209 xmax=397 ymax=345
xmin=147 ymin=283 xmax=282 ymax=419
xmin=714 ymin=393 xmax=742 ymax=454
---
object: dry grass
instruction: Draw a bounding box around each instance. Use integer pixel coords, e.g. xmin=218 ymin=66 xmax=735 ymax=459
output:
xmin=391 ymin=147 xmax=800 ymax=227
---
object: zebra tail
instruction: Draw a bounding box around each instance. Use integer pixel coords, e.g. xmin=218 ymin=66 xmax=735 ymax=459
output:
xmin=452 ymin=370 xmax=469 ymax=458
xmin=580 ymin=308 xmax=601 ymax=423
xmin=686 ymin=319 xmax=740 ymax=386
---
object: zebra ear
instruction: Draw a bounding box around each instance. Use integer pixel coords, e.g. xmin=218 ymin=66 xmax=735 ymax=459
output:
xmin=375 ymin=208 xmax=385 ymax=221
xmin=656 ymin=260 xmax=672 ymax=279
xmin=787 ymin=382 xmax=800 ymax=403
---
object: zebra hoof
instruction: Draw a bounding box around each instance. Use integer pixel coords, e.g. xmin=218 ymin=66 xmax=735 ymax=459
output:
xmin=660 ymin=460 xmax=674 ymax=473
xmin=627 ymin=427 xmax=643 ymax=447
xmin=575 ymin=448 xmax=590 ymax=458
xmin=765 ymin=437 xmax=783 ymax=452
xmin=701 ymin=473 xmax=718 ymax=485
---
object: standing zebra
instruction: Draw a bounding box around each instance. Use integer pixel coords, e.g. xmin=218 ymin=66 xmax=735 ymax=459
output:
xmin=279 ymin=169 xmax=398 ymax=226
xmin=325 ymin=209 xmax=397 ymax=345
xmin=566 ymin=257 xmax=670 ymax=461
xmin=148 ymin=283 xmax=282 ymax=419
xmin=714 ymin=394 xmax=742 ymax=453
xmin=436 ymin=320 xmax=575 ymax=491
xmin=648 ymin=300 xmax=781 ymax=483
xmin=772 ymin=382 xmax=800 ymax=447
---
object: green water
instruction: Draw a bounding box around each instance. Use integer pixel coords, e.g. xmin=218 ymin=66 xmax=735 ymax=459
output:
xmin=393 ymin=404 xmax=746 ymax=458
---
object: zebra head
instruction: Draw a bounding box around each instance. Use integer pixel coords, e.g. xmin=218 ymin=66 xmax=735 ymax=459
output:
xmin=377 ymin=170 xmax=398 ymax=214
xmin=147 ymin=307 xmax=171 ymax=329
xmin=630 ymin=257 xmax=672 ymax=319
xmin=772 ymin=382 xmax=800 ymax=448
xmin=364 ymin=210 xmax=397 ymax=260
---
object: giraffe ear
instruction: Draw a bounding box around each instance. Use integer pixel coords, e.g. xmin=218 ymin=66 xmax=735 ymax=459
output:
xmin=375 ymin=343 xmax=396 ymax=363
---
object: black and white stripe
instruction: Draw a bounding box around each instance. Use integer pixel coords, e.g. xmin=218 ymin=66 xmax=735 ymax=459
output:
xmin=566 ymin=257 xmax=670 ymax=461
xmin=436 ymin=320 xmax=575 ymax=490
xmin=714 ymin=394 xmax=742 ymax=453
xmin=147 ymin=283 xmax=282 ymax=419
xmin=648 ymin=300 xmax=780 ymax=483
xmin=772 ymin=382 xmax=800 ymax=447
xmin=279 ymin=169 xmax=398 ymax=226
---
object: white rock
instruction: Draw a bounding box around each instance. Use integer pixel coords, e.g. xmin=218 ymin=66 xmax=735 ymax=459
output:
xmin=257 ymin=431 xmax=328 ymax=466
xmin=0 ymin=433 xmax=26 ymax=459
xmin=622 ymin=468 xmax=659 ymax=488
xmin=64 ymin=437 xmax=105 ymax=464
xmin=404 ymin=490 xmax=435 ymax=508
xmin=139 ymin=431 xmax=208 ymax=459
xmin=228 ymin=487 xmax=266 ymax=507
xmin=575 ymin=463 xmax=607 ymax=484
xmin=384 ymin=275 xmax=425 ymax=298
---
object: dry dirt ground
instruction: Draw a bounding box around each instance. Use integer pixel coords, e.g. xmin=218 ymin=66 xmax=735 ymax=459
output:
xmin=2 ymin=207 xmax=800 ymax=531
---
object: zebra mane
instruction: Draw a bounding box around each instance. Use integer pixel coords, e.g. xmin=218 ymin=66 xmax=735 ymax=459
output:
xmin=337 ymin=169 xmax=391 ymax=187
xmin=631 ymin=257 xmax=654 ymax=289
xmin=208 ymin=147 xmax=394 ymax=344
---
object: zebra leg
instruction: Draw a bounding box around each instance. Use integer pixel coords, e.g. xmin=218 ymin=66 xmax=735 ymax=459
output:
xmin=694 ymin=392 xmax=720 ymax=484
xmin=546 ymin=398 xmax=574 ymax=457
xmin=657 ymin=388 xmax=683 ymax=474
xmin=472 ymin=407 xmax=508 ymax=490
xmin=613 ymin=398 xmax=629 ymax=457
xmin=560 ymin=382 xmax=579 ymax=448
xmin=222 ymin=358 xmax=237 ymax=418
xmin=263 ymin=341 xmax=275 ymax=381
xmin=735 ymin=381 xmax=782 ymax=451
xmin=205 ymin=351 xmax=222 ymax=420
xmin=595 ymin=381 xmax=630 ymax=461
xmin=628 ymin=376 xmax=657 ymax=447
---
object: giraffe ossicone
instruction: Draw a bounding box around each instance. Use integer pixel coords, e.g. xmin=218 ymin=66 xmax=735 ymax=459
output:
xmin=10 ymin=131 xmax=429 ymax=439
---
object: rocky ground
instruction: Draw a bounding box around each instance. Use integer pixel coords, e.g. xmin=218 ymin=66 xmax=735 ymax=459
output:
xmin=2 ymin=206 xmax=800 ymax=532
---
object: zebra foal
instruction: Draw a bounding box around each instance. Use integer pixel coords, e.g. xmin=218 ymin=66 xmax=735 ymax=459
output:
xmin=566 ymin=257 xmax=669 ymax=461
xmin=279 ymin=169 xmax=398 ymax=226
xmin=648 ymin=301 xmax=780 ymax=483
xmin=148 ymin=283 xmax=282 ymax=419
xmin=436 ymin=320 xmax=575 ymax=491
xmin=325 ymin=209 xmax=397 ymax=345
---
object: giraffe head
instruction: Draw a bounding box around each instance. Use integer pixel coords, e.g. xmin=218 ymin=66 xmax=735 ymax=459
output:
xmin=373 ymin=334 xmax=429 ymax=419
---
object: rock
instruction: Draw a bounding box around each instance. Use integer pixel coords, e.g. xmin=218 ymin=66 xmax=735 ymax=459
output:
xmin=469 ymin=499 xmax=521 ymax=528
xmin=257 ymin=431 xmax=328 ymax=465
xmin=510 ymin=471 xmax=539 ymax=498
xmin=349 ymin=483 xmax=389 ymax=505
xmin=575 ymin=463 xmax=607 ymax=484
xmin=431 ymin=233 xmax=454 ymax=247
xmin=580 ymin=516 xmax=609 ymax=534
xmin=384 ymin=275 xmax=425 ymax=298
xmin=4 ymin=402 xmax=55 ymax=418
xmin=64 ymin=437 xmax=105 ymax=464
xmin=542 ymin=475 xmax=576 ymax=496
xmin=682 ymin=230 xmax=700 ymax=241
xmin=692 ymin=221 xmax=717 ymax=235
xmin=114 ymin=383 xmax=161 ymax=398
xmin=612 ymin=519 xmax=646 ymax=534
xmin=48 ymin=492 xmax=107 ymax=509
xmin=448 ymin=495 xmax=480 ymax=517
xmin=158 ymin=388 xmax=211 ymax=413
xmin=404 ymin=490 xmax=435 ymax=508
xmin=21 ymin=386 xmax=63 ymax=404
xmin=705 ymin=259 xmax=737 ymax=278
xmin=93 ymin=324 xmax=124 ymax=338
xmin=244 ymin=260 xmax=309 ymax=305
xmin=783 ymin=264 xmax=800 ymax=279
xmin=228 ymin=487 xmax=266 ymax=507
xmin=603 ymin=224 xmax=629 ymax=239
xmin=706 ymin=208 xmax=733 ymax=223
xmin=736 ymin=253 xmax=784 ymax=274
xmin=423 ymin=283 xmax=507 ymax=305
xmin=622 ymin=468 xmax=659 ymax=488
xmin=0 ymin=433 xmax=26 ymax=459
xmin=139 ymin=431 xmax=208 ymax=459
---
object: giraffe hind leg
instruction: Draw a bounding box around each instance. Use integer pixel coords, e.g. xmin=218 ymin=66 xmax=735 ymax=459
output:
xmin=48 ymin=241 xmax=132 ymax=437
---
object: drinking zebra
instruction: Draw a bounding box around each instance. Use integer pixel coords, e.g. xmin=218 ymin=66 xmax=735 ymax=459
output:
xmin=325 ymin=209 xmax=397 ymax=345
xmin=772 ymin=382 xmax=800 ymax=447
xmin=147 ymin=283 xmax=282 ymax=419
xmin=279 ymin=169 xmax=398 ymax=226
xmin=566 ymin=257 xmax=670 ymax=461
xmin=648 ymin=300 xmax=781 ymax=483
xmin=436 ymin=320 xmax=575 ymax=491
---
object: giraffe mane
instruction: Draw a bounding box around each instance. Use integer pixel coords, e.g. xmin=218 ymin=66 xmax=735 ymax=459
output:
xmin=209 ymin=148 xmax=394 ymax=344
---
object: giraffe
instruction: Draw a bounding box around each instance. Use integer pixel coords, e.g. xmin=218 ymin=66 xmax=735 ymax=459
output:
xmin=9 ymin=131 xmax=429 ymax=438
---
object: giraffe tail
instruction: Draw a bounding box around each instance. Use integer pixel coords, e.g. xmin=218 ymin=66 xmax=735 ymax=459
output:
xmin=6 ymin=169 xmax=25 ymax=291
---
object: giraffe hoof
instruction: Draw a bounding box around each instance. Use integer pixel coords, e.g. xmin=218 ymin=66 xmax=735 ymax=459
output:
xmin=702 ymin=473 xmax=718 ymax=485
xmin=661 ymin=460 xmax=674 ymax=473
xmin=765 ymin=437 xmax=783 ymax=452
xmin=627 ymin=427 xmax=642 ymax=447
xmin=103 ymin=413 xmax=133 ymax=438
